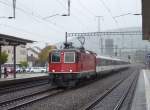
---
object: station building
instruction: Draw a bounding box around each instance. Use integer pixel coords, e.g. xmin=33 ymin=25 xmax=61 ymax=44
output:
xmin=1 ymin=45 xmax=40 ymax=67
xmin=2 ymin=45 xmax=27 ymax=65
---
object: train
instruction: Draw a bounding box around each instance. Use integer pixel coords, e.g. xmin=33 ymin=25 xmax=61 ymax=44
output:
xmin=48 ymin=42 xmax=129 ymax=87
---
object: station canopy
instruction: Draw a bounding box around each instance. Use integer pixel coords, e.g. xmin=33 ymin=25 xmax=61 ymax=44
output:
xmin=142 ymin=0 xmax=150 ymax=40
xmin=0 ymin=34 xmax=34 ymax=45
xmin=0 ymin=33 xmax=34 ymax=78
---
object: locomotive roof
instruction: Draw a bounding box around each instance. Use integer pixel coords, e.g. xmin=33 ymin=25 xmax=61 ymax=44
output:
xmin=52 ymin=48 xmax=80 ymax=52
xmin=52 ymin=48 xmax=95 ymax=54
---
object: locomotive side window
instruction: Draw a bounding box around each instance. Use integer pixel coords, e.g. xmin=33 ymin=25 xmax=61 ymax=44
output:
xmin=64 ymin=52 xmax=75 ymax=63
xmin=51 ymin=52 xmax=60 ymax=63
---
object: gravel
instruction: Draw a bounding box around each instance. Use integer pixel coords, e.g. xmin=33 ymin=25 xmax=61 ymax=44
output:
xmin=21 ymin=67 xmax=137 ymax=110
xmin=91 ymin=69 xmax=139 ymax=110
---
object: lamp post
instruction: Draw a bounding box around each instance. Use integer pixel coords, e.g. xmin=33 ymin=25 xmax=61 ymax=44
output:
xmin=12 ymin=0 xmax=16 ymax=19
xmin=0 ymin=0 xmax=16 ymax=19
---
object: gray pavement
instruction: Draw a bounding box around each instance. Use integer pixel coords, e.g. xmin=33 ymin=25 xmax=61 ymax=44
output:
xmin=131 ymin=70 xmax=150 ymax=110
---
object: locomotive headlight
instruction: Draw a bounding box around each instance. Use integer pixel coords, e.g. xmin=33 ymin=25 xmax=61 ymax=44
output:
xmin=52 ymin=69 xmax=55 ymax=72
xmin=70 ymin=69 xmax=72 ymax=72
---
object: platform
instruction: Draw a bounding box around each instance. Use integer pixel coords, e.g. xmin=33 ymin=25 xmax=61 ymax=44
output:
xmin=131 ymin=69 xmax=150 ymax=110
xmin=0 ymin=73 xmax=48 ymax=82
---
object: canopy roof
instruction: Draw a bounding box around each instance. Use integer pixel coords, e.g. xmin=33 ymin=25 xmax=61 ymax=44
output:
xmin=0 ymin=33 xmax=34 ymax=45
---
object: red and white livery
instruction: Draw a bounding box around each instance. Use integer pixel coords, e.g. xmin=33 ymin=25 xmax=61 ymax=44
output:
xmin=48 ymin=43 xmax=129 ymax=87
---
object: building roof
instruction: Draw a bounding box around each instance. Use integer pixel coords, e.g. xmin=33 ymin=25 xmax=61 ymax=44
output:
xmin=27 ymin=48 xmax=39 ymax=54
xmin=0 ymin=33 xmax=34 ymax=45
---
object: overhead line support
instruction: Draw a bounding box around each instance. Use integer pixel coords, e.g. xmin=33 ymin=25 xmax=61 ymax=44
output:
xmin=67 ymin=31 xmax=142 ymax=37
xmin=13 ymin=0 xmax=16 ymax=18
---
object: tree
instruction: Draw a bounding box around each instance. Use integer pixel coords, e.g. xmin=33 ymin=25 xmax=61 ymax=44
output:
xmin=20 ymin=61 xmax=28 ymax=68
xmin=38 ymin=45 xmax=56 ymax=66
xmin=0 ymin=51 xmax=8 ymax=64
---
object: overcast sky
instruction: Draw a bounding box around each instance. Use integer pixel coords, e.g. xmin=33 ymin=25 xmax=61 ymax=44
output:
xmin=0 ymin=0 xmax=141 ymax=47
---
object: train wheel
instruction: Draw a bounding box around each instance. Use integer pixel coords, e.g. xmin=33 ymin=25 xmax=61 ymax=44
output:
xmin=67 ymin=80 xmax=77 ymax=88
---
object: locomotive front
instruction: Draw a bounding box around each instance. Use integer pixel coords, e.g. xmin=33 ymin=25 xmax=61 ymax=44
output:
xmin=49 ymin=48 xmax=96 ymax=87
xmin=49 ymin=49 xmax=80 ymax=87
xmin=49 ymin=49 xmax=78 ymax=73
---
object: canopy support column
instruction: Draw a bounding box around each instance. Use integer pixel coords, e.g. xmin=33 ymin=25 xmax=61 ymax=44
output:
xmin=13 ymin=45 xmax=16 ymax=78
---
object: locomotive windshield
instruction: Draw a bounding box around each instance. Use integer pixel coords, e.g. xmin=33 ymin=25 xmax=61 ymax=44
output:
xmin=51 ymin=52 xmax=60 ymax=63
xmin=64 ymin=52 xmax=75 ymax=63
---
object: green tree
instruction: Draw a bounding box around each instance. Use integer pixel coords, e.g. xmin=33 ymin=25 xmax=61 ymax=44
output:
xmin=20 ymin=61 xmax=28 ymax=68
xmin=38 ymin=45 xmax=56 ymax=66
xmin=0 ymin=51 xmax=8 ymax=64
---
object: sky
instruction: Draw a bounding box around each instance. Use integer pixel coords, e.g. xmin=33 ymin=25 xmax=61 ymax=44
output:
xmin=0 ymin=0 xmax=142 ymax=47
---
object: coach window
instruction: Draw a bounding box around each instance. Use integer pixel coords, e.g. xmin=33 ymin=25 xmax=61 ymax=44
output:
xmin=64 ymin=52 xmax=75 ymax=63
xmin=51 ymin=52 xmax=60 ymax=63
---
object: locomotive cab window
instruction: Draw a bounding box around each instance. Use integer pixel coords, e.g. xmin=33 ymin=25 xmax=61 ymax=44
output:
xmin=51 ymin=52 xmax=61 ymax=63
xmin=64 ymin=52 xmax=75 ymax=63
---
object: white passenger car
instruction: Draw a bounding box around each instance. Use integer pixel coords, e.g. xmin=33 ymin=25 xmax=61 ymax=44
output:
xmin=30 ymin=67 xmax=47 ymax=73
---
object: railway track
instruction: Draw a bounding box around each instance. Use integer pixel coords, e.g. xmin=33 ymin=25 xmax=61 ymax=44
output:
xmin=113 ymin=71 xmax=138 ymax=110
xmin=0 ymin=79 xmax=49 ymax=95
xmin=0 ymin=75 xmax=50 ymax=95
xmin=81 ymin=70 xmax=139 ymax=110
xmin=0 ymin=86 xmax=63 ymax=110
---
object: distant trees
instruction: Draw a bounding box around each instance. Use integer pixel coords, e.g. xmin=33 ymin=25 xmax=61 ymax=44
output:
xmin=38 ymin=45 xmax=56 ymax=66
xmin=20 ymin=61 xmax=28 ymax=68
xmin=0 ymin=51 xmax=8 ymax=64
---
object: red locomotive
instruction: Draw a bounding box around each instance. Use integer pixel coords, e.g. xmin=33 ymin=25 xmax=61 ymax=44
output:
xmin=49 ymin=41 xmax=129 ymax=87
xmin=49 ymin=42 xmax=96 ymax=87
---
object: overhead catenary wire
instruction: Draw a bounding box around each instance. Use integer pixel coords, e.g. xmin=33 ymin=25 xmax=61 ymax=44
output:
xmin=12 ymin=0 xmax=66 ymax=29
xmin=1 ymin=23 xmax=48 ymax=39
xmin=97 ymin=0 xmax=118 ymax=25
xmin=67 ymin=0 xmax=100 ymax=21
xmin=56 ymin=0 xmax=86 ymax=24
xmin=0 ymin=23 xmax=64 ymax=45
xmin=55 ymin=0 xmax=89 ymax=29
xmin=67 ymin=1 xmax=93 ymax=20
xmin=12 ymin=0 xmax=88 ymax=32
xmin=77 ymin=0 xmax=96 ymax=16
xmin=55 ymin=0 xmax=67 ymax=10
xmin=0 ymin=0 xmax=66 ymax=33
